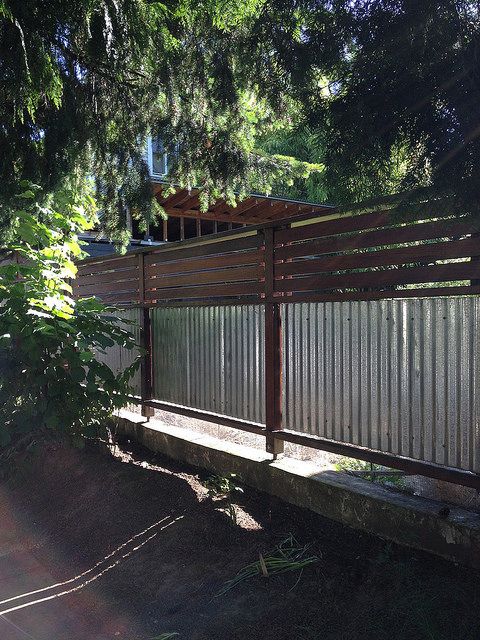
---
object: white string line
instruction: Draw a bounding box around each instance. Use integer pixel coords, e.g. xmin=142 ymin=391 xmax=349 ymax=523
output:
xmin=0 ymin=515 xmax=178 ymax=607
xmin=0 ymin=517 xmax=183 ymax=616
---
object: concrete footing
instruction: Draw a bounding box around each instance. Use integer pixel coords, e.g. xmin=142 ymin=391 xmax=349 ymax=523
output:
xmin=116 ymin=411 xmax=480 ymax=570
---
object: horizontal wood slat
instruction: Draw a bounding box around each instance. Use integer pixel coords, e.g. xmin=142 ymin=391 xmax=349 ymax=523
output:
xmin=145 ymin=281 xmax=263 ymax=301
xmin=274 ymin=261 xmax=480 ymax=294
xmin=75 ymin=280 xmax=140 ymax=297
xmin=145 ymin=249 xmax=263 ymax=278
xmin=274 ymin=284 xmax=480 ymax=304
xmin=145 ymin=234 xmax=262 ymax=266
xmin=77 ymin=255 xmax=139 ymax=274
xmin=275 ymin=237 xmax=480 ymax=277
xmin=275 ymin=219 xmax=476 ymax=260
xmin=95 ymin=293 xmax=140 ymax=304
xmin=75 ymin=290 xmax=140 ymax=304
xmin=76 ymin=267 xmax=139 ymax=287
xmin=146 ymin=264 xmax=262 ymax=289
xmin=275 ymin=210 xmax=390 ymax=244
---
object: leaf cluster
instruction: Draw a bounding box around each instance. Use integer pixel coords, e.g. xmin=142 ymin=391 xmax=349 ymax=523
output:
xmin=299 ymin=1 xmax=480 ymax=215
xmin=3 ymin=0 xmax=479 ymax=235
xmin=0 ymin=183 xmax=140 ymax=448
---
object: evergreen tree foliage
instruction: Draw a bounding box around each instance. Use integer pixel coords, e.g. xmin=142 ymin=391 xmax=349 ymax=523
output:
xmin=251 ymin=1 xmax=480 ymax=217
xmin=299 ymin=0 xmax=480 ymax=216
xmin=0 ymin=0 xmax=318 ymax=240
xmin=1 ymin=0 xmax=165 ymax=238
xmin=256 ymin=123 xmax=328 ymax=202
xmin=2 ymin=0 xmax=480 ymax=231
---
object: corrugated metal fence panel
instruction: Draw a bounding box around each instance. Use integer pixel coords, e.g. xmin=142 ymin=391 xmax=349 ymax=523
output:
xmin=282 ymin=298 xmax=480 ymax=473
xmin=151 ymin=306 xmax=265 ymax=423
xmin=96 ymin=307 xmax=142 ymax=395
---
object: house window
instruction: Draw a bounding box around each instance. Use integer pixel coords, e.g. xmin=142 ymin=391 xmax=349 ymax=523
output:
xmin=149 ymin=137 xmax=168 ymax=176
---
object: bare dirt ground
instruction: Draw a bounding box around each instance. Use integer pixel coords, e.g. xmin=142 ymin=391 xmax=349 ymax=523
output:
xmin=0 ymin=439 xmax=479 ymax=640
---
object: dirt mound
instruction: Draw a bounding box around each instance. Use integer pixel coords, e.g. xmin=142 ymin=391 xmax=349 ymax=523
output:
xmin=0 ymin=440 xmax=478 ymax=640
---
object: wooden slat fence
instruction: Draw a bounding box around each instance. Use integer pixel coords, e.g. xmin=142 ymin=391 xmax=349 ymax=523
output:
xmin=74 ymin=207 xmax=480 ymax=488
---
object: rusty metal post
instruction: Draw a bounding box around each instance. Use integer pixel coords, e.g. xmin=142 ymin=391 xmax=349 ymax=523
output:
xmin=138 ymin=253 xmax=154 ymax=419
xmin=264 ymin=228 xmax=284 ymax=457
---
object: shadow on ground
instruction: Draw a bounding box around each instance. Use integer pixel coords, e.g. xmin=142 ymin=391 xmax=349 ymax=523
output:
xmin=0 ymin=439 xmax=479 ymax=640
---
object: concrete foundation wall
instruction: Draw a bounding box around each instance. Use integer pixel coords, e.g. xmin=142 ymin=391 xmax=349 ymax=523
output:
xmin=116 ymin=411 xmax=480 ymax=570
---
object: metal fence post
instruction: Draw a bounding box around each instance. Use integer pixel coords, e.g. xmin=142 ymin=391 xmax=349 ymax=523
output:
xmin=264 ymin=228 xmax=284 ymax=457
xmin=139 ymin=252 xmax=154 ymax=419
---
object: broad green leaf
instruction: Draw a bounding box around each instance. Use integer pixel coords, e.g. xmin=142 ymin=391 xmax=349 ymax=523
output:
xmin=69 ymin=367 xmax=86 ymax=383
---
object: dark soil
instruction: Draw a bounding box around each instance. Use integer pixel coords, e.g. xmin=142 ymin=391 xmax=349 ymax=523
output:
xmin=0 ymin=439 xmax=479 ymax=640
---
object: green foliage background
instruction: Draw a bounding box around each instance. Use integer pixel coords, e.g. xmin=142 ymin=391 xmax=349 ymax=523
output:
xmin=0 ymin=184 xmax=139 ymax=449
xmin=2 ymin=1 xmax=480 ymax=230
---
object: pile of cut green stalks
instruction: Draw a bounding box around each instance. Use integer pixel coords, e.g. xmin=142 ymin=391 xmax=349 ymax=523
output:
xmin=217 ymin=534 xmax=318 ymax=596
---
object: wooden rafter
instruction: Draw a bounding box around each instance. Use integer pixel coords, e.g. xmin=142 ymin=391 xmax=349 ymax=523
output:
xmin=153 ymin=184 xmax=333 ymax=224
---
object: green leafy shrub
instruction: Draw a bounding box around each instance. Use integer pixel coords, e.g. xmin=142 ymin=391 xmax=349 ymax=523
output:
xmin=0 ymin=183 xmax=140 ymax=451
xmin=203 ymin=473 xmax=244 ymax=525
xmin=335 ymin=457 xmax=406 ymax=488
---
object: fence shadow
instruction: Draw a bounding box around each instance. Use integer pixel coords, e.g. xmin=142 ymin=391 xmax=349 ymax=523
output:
xmin=1 ymin=439 xmax=479 ymax=640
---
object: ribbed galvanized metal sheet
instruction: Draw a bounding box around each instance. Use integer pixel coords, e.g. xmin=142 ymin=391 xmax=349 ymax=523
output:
xmin=151 ymin=306 xmax=265 ymax=423
xmin=96 ymin=307 xmax=142 ymax=395
xmin=282 ymin=298 xmax=480 ymax=473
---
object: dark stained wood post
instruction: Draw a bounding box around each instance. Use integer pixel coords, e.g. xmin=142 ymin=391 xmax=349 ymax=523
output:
xmin=264 ymin=227 xmax=284 ymax=457
xmin=138 ymin=252 xmax=154 ymax=418
xmin=162 ymin=218 xmax=168 ymax=242
xmin=470 ymin=232 xmax=480 ymax=286
xmin=180 ymin=217 xmax=185 ymax=241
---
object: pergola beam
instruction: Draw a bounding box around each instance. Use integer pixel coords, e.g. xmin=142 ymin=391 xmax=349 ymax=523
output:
xmin=162 ymin=207 xmax=266 ymax=225
xmin=153 ymin=184 xmax=333 ymax=226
